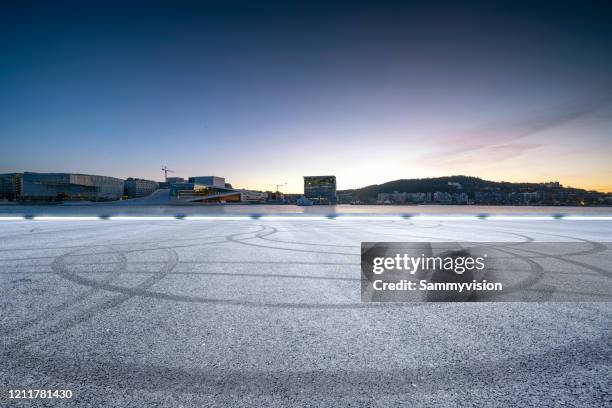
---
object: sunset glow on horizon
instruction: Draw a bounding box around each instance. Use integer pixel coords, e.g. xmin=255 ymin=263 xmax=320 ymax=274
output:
xmin=1 ymin=2 xmax=611 ymax=193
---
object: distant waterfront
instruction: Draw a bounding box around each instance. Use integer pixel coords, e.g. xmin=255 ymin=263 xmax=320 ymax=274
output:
xmin=0 ymin=204 xmax=611 ymax=217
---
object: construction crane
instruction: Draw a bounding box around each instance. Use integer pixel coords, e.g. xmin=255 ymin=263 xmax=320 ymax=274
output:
xmin=265 ymin=183 xmax=284 ymax=194
xmin=268 ymin=183 xmax=287 ymax=194
xmin=161 ymin=166 xmax=174 ymax=181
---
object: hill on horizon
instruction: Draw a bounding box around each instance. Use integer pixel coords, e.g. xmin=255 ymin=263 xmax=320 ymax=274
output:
xmin=338 ymin=175 xmax=594 ymax=201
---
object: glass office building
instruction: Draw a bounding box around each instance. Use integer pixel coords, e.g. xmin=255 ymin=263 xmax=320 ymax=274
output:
xmin=124 ymin=178 xmax=159 ymax=198
xmin=0 ymin=173 xmax=22 ymax=201
xmin=304 ymin=175 xmax=337 ymax=205
xmin=17 ymin=172 xmax=124 ymax=202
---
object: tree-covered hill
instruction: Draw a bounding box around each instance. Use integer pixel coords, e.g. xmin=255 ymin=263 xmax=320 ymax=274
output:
xmin=338 ymin=176 xmax=590 ymax=202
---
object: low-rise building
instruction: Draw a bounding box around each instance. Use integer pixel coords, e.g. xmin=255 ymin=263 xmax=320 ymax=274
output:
xmin=337 ymin=192 xmax=354 ymax=204
xmin=453 ymin=192 xmax=469 ymax=204
xmin=304 ymin=175 xmax=337 ymax=205
xmin=18 ymin=172 xmax=124 ymax=202
xmin=240 ymin=190 xmax=268 ymax=203
xmin=433 ymin=191 xmax=452 ymax=204
xmin=0 ymin=173 xmax=22 ymax=201
xmin=407 ymin=192 xmax=431 ymax=203
xmin=124 ymin=178 xmax=159 ymax=198
xmin=170 ymin=176 xmax=242 ymax=203
xmin=474 ymin=191 xmax=506 ymax=204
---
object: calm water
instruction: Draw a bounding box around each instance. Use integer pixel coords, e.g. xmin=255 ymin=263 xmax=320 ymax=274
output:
xmin=0 ymin=204 xmax=611 ymax=216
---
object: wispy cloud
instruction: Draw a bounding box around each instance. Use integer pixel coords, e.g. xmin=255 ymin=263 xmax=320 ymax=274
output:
xmin=437 ymin=143 xmax=542 ymax=168
xmin=414 ymin=96 xmax=612 ymax=167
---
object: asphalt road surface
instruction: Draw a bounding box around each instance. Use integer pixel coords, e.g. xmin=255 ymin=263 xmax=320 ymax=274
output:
xmin=1 ymin=219 xmax=610 ymax=407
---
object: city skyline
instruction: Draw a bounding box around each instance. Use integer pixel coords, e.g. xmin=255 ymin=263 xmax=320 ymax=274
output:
xmin=1 ymin=169 xmax=610 ymax=195
xmin=1 ymin=1 xmax=611 ymax=193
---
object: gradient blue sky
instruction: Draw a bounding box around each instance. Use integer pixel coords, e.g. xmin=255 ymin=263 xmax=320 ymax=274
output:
xmin=1 ymin=1 xmax=611 ymax=192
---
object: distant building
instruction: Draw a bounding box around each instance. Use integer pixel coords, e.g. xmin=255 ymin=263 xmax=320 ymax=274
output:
xmin=159 ymin=177 xmax=185 ymax=189
xmin=188 ymin=176 xmax=225 ymax=188
xmin=170 ymin=182 xmax=240 ymax=202
xmin=433 ymin=191 xmax=452 ymax=204
xmin=304 ymin=175 xmax=337 ymax=205
xmin=474 ymin=191 xmax=505 ymax=204
xmin=378 ymin=191 xmax=407 ymax=204
xmin=337 ymin=192 xmax=354 ymax=204
xmin=17 ymin=172 xmax=123 ymax=202
xmin=296 ymin=196 xmax=313 ymax=206
xmin=170 ymin=176 xmax=243 ymax=203
xmin=406 ymin=192 xmax=431 ymax=203
xmin=283 ymin=194 xmax=302 ymax=204
xmin=124 ymin=178 xmax=159 ymax=198
xmin=453 ymin=192 xmax=469 ymax=204
xmin=240 ymin=190 xmax=268 ymax=203
xmin=553 ymin=191 xmax=569 ymax=204
xmin=0 ymin=173 xmax=22 ymax=201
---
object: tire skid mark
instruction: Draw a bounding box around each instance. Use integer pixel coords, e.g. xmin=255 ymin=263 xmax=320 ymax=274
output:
xmin=0 ymin=246 xmax=128 ymax=337
xmin=0 ymin=231 xmax=231 ymax=254
xmin=228 ymin=225 xmax=357 ymax=256
xmin=0 ymin=237 xmax=228 ymax=263
xmin=2 ymin=245 xmax=179 ymax=355
xmin=4 ymin=334 xmax=610 ymax=397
